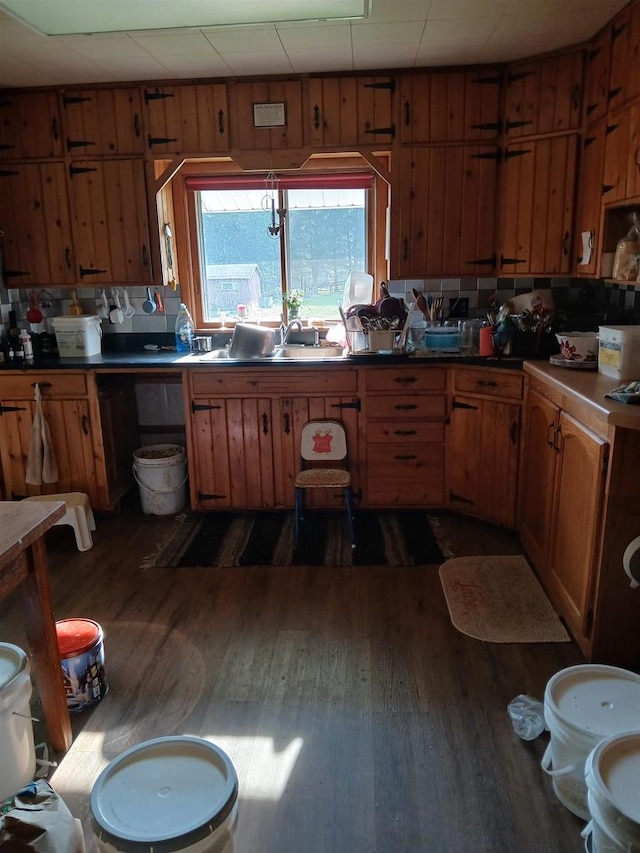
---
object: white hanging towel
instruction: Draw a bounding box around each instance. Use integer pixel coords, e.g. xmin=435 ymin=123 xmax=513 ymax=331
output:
xmin=25 ymin=383 xmax=59 ymax=485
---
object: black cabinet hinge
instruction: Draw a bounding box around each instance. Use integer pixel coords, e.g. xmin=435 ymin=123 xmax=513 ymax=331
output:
xmin=452 ymin=400 xmax=478 ymax=410
xmin=69 ymin=164 xmax=98 ymax=177
xmin=0 ymin=404 xmax=28 ymax=415
xmin=471 ymin=74 xmax=503 ymax=86
xmin=466 ymin=255 xmax=496 ymax=267
xmin=0 ymin=168 xmax=19 ymax=177
xmin=144 ymin=90 xmax=174 ymax=103
xmin=470 ymin=148 xmax=502 ymax=161
xmin=586 ymin=103 xmax=598 ymax=116
xmin=67 ymin=139 xmax=95 ymax=151
xmin=508 ymin=69 xmax=535 ymax=84
xmin=191 ymin=401 xmax=223 ymax=413
xmin=330 ymin=399 xmax=361 ymax=411
xmin=500 ymin=254 xmax=527 ymax=267
xmin=606 ymin=123 xmax=619 ymax=135
xmin=148 ymin=134 xmax=179 ymax=148
xmin=63 ymin=94 xmax=92 ymax=105
xmin=363 ymin=79 xmax=395 ymax=93
xmin=79 ymin=266 xmax=108 ymax=278
xmin=584 ymin=135 xmax=597 ymax=148
xmin=608 ymin=86 xmax=623 ymax=102
xmin=2 ymin=269 xmax=30 ymax=278
xmin=602 ymin=184 xmax=615 ymax=195
xmin=198 ymin=492 xmax=227 ymax=501
xmin=505 ymin=119 xmax=533 ymax=132
xmin=0 ymin=145 xmax=16 ymax=153
xmin=363 ymin=124 xmax=396 ymax=138
xmin=470 ymin=120 xmax=503 ymax=133
xmin=611 ymin=21 xmax=628 ymax=40
xmin=504 ymin=147 xmax=532 ymax=161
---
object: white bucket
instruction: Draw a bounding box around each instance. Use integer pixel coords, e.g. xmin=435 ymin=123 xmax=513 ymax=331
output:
xmin=133 ymin=444 xmax=188 ymax=515
xmin=583 ymin=731 xmax=640 ymax=853
xmin=52 ymin=315 xmax=103 ymax=357
xmin=91 ymin=736 xmax=238 ymax=853
xmin=542 ymin=665 xmax=640 ymax=820
xmin=0 ymin=643 xmax=36 ymax=803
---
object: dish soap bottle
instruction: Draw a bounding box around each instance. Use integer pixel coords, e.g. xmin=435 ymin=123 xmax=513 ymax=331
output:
xmin=175 ymin=303 xmax=194 ymax=352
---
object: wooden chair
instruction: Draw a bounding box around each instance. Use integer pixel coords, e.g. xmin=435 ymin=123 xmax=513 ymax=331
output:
xmin=294 ymin=420 xmax=356 ymax=549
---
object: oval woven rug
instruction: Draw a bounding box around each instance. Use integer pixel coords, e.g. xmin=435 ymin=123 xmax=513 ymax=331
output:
xmin=438 ymin=555 xmax=570 ymax=643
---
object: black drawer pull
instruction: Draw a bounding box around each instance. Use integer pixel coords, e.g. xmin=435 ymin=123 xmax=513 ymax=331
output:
xmin=394 ymin=429 xmax=417 ymax=436
xmin=394 ymin=404 xmax=418 ymax=410
xmin=394 ymin=454 xmax=417 ymax=461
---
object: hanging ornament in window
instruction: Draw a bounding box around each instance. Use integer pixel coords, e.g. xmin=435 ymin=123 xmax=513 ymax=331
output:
xmin=262 ymin=170 xmax=286 ymax=238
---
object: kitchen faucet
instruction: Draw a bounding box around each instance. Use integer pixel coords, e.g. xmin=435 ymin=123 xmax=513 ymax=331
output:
xmin=283 ymin=319 xmax=320 ymax=346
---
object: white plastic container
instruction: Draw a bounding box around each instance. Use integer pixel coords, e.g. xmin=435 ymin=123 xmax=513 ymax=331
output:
xmin=583 ymin=731 xmax=640 ymax=852
xmin=541 ymin=664 xmax=640 ymax=819
xmin=598 ymin=325 xmax=640 ymax=379
xmin=133 ymin=444 xmax=188 ymax=515
xmin=0 ymin=642 xmax=36 ymax=803
xmin=342 ymin=272 xmax=374 ymax=310
xmin=52 ymin=315 xmax=103 ymax=357
xmin=91 ymin=736 xmax=238 ymax=853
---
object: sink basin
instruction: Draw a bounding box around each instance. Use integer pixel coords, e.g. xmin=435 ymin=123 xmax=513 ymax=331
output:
xmin=195 ymin=349 xmax=274 ymax=361
xmin=274 ymin=345 xmax=346 ymax=359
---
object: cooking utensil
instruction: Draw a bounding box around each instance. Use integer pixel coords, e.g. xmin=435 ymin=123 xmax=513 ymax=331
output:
xmin=142 ymin=288 xmax=156 ymax=313
xmin=154 ymin=288 xmax=164 ymax=313
xmin=122 ymin=288 xmax=135 ymax=318
xmin=26 ymin=291 xmax=43 ymax=324
xmin=98 ymin=289 xmax=110 ymax=320
xmin=69 ymin=290 xmax=82 ymax=316
xmin=109 ymin=289 xmax=124 ymax=324
xmin=412 ymin=288 xmax=429 ymax=322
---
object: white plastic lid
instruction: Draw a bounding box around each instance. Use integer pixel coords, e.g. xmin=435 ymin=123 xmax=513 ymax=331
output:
xmin=91 ymin=736 xmax=237 ymax=850
xmin=0 ymin=642 xmax=28 ymax=690
xmin=546 ymin=665 xmax=640 ymax=736
xmin=586 ymin=731 xmax=640 ymax=825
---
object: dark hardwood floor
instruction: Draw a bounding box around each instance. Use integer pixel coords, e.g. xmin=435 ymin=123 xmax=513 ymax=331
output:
xmin=0 ymin=506 xmax=586 ymax=852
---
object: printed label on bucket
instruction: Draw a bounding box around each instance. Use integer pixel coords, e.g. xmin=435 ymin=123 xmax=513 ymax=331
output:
xmin=60 ymin=638 xmax=108 ymax=712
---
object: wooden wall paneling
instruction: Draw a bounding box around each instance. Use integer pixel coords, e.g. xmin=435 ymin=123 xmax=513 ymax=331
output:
xmin=62 ymin=88 xmax=144 ymax=156
xmin=230 ymin=80 xmax=303 ymax=151
xmin=0 ymin=91 xmax=63 ymax=160
xmin=584 ymin=26 xmax=612 ymax=125
xmin=575 ymin=119 xmax=606 ymax=275
xmin=0 ymin=162 xmax=75 ymax=286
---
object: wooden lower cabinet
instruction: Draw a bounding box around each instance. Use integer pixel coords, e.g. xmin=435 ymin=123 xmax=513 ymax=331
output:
xmin=519 ymin=385 xmax=608 ymax=649
xmin=448 ymin=368 xmax=522 ymax=528
xmin=186 ymin=368 xmax=359 ymax=510
xmin=0 ymin=372 xmax=137 ymax=510
xmin=362 ymin=365 xmax=447 ymax=506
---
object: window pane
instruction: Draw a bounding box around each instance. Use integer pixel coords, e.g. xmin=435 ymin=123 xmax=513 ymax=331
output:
xmin=198 ymin=189 xmax=281 ymax=323
xmin=286 ymin=188 xmax=366 ymax=322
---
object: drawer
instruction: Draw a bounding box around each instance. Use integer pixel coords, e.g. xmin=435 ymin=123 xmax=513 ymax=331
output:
xmin=361 ymin=366 xmax=446 ymax=393
xmin=366 ymin=422 xmax=445 ymax=443
xmin=0 ymin=372 xmax=88 ymax=398
xmin=191 ymin=367 xmax=357 ymax=397
xmin=365 ymin=444 xmax=445 ymax=506
xmin=365 ymin=394 xmax=446 ymax=420
xmin=453 ymin=368 xmax=523 ymax=400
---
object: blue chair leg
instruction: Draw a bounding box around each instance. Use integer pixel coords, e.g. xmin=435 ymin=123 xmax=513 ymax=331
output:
xmin=294 ymin=487 xmax=304 ymax=547
xmin=344 ymin=487 xmax=356 ymax=549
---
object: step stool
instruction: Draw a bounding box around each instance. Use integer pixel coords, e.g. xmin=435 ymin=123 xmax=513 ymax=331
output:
xmin=23 ymin=492 xmax=96 ymax=551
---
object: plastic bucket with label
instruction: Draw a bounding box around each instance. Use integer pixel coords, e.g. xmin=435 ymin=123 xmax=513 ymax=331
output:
xmin=0 ymin=643 xmax=36 ymax=802
xmin=583 ymin=731 xmax=640 ymax=852
xmin=133 ymin=444 xmax=188 ymax=515
xmin=90 ymin=736 xmax=238 ymax=853
xmin=56 ymin=618 xmax=108 ymax=712
xmin=541 ymin=664 xmax=640 ymax=820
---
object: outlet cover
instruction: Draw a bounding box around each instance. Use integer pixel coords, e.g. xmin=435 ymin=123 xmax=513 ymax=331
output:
xmin=449 ymin=297 xmax=469 ymax=318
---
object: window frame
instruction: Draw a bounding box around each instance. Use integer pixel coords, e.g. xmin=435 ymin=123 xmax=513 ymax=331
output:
xmin=173 ymin=155 xmax=389 ymax=331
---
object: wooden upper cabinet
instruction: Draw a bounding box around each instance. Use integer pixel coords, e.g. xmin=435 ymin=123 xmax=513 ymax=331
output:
xmin=608 ymin=3 xmax=640 ymax=113
xmin=390 ymin=144 xmax=498 ymax=279
xmin=62 ymin=88 xmax=144 ymax=156
xmin=144 ymin=83 xmax=229 ymax=155
xmin=398 ymin=69 xmax=502 ymax=143
xmin=499 ymin=134 xmax=578 ymax=275
xmin=575 ymin=120 xmax=606 ymax=276
xmin=0 ymin=162 xmax=74 ymax=286
xmin=0 ymin=91 xmax=63 ymax=160
xmin=229 ymin=79 xmax=303 ymax=150
xmin=602 ymin=104 xmax=640 ymax=205
xmin=505 ymin=50 xmax=584 ymax=137
xmin=68 ymin=159 xmax=152 ymax=285
xmin=584 ymin=26 xmax=612 ymax=126
xmin=303 ymin=75 xmax=394 ymax=147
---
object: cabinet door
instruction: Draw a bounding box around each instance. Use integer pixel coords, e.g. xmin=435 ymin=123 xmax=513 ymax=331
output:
xmin=0 ymin=397 xmax=98 ymax=504
xmin=304 ymin=75 xmax=395 ymax=148
xmin=0 ymin=91 xmax=63 ymax=160
xmin=608 ymin=4 xmax=640 ymax=113
xmin=548 ymin=412 xmax=607 ymax=639
xmin=448 ymin=395 xmax=520 ymax=528
xmin=62 ymin=88 xmax=144 ymax=156
xmin=0 ymin=162 xmax=75 ymax=286
xmin=230 ymin=80 xmax=303 ymax=151
xmin=391 ymin=144 xmax=498 ymax=278
xmin=584 ymin=27 xmax=612 ymax=126
xmin=575 ymin=120 xmax=606 ymax=276
xmin=505 ymin=51 xmax=583 ymax=137
xmin=68 ymin=159 xmax=152 ymax=285
xmin=398 ymin=69 xmax=502 ymax=143
xmin=144 ymin=84 xmax=229 ymax=155
xmin=518 ymin=389 xmax=558 ymax=572
xmin=602 ymin=105 xmax=640 ymax=205
xmin=500 ymin=135 xmax=578 ymax=275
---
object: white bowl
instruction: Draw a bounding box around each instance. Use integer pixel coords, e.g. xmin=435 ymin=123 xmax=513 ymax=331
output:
xmin=555 ymin=332 xmax=598 ymax=362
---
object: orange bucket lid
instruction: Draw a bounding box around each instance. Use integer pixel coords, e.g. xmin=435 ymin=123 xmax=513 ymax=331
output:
xmin=56 ymin=618 xmax=102 ymax=658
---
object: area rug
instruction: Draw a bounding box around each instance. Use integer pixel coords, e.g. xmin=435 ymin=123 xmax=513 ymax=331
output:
xmin=438 ymin=555 xmax=570 ymax=643
xmin=141 ymin=510 xmax=453 ymax=569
